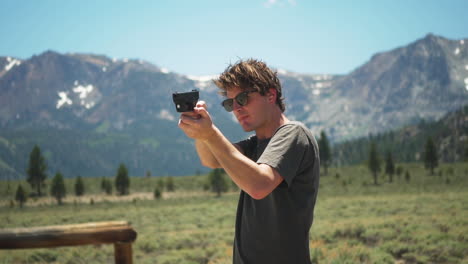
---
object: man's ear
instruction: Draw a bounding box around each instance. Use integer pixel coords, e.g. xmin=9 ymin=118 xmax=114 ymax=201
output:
xmin=267 ymin=88 xmax=277 ymax=103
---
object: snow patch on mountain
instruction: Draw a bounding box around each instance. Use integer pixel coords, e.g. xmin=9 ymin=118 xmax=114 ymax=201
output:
xmin=4 ymin=57 xmax=21 ymax=71
xmin=73 ymin=84 xmax=94 ymax=99
xmin=187 ymin=75 xmax=217 ymax=90
xmin=277 ymin=69 xmax=289 ymax=75
xmin=313 ymin=75 xmax=334 ymax=81
xmin=56 ymin=92 xmax=72 ymax=109
xmin=56 ymin=82 xmax=100 ymax=110
xmin=73 ymin=84 xmax=97 ymax=109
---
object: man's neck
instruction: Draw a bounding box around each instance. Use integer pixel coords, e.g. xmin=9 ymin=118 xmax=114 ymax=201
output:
xmin=256 ymin=110 xmax=289 ymax=140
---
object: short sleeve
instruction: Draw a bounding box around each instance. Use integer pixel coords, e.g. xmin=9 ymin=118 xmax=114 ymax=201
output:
xmin=235 ymin=135 xmax=257 ymax=161
xmin=257 ymin=124 xmax=312 ymax=187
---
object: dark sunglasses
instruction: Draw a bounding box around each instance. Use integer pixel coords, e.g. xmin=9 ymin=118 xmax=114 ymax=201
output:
xmin=221 ymin=91 xmax=256 ymax=112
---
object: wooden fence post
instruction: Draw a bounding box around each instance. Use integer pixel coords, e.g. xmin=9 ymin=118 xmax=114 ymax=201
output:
xmin=114 ymin=242 xmax=133 ymax=264
xmin=0 ymin=221 xmax=137 ymax=264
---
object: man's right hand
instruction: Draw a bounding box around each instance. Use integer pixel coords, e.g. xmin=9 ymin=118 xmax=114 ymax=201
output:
xmin=178 ymin=101 xmax=216 ymax=141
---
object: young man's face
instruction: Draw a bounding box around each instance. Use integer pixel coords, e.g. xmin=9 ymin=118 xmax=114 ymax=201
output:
xmin=225 ymin=87 xmax=271 ymax=133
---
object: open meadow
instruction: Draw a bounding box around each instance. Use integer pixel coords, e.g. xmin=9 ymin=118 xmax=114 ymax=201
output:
xmin=1 ymin=163 xmax=468 ymax=264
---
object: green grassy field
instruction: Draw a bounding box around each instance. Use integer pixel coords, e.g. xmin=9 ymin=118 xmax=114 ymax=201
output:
xmin=1 ymin=163 xmax=468 ymax=264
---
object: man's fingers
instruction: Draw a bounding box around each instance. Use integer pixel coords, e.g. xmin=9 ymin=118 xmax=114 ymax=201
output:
xmin=182 ymin=111 xmax=199 ymax=118
xmin=180 ymin=114 xmax=197 ymax=125
xmin=178 ymin=119 xmax=188 ymax=129
xmin=196 ymin=101 xmax=207 ymax=108
xmin=178 ymin=120 xmax=197 ymax=139
xmin=195 ymin=107 xmax=210 ymax=118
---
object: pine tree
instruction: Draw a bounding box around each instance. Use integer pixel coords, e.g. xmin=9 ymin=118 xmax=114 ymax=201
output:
xmin=157 ymin=178 xmax=165 ymax=191
xmin=209 ymin=168 xmax=228 ymax=197
xmin=154 ymin=187 xmax=162 ymax=199
xmin=396 ymin=166 xmax=403 ymax=179
xmin=51 ymin=172 xmax=66 ymax=205
xmin=368 ymin=142 xmax=381 ymax=185
xmin=464 ymin=141 xmax=468 ymax=162
xmin=74 ymin=176 xmax=85 ymax=196
xmin=385 ymin=151 xmax=395 ymax=183
xmin=101 ymin=177 xmax=106 ymax=191
xmin=405 ymin=171 xmax=411 ymax=182
xmin=166 ymin=177 xmax=175 ymax=192
xmin=423 ymin=137 xmax=438 ymax=175
xmin=318 ymin=131 xmax=332 ymax=175
xmin=15 ymin=184 xmax=27 ymax=208
xmin=26 ymin=145 xmax=48 ymax=196
xmin=115 ymin=163 xmax=130 ymax=195
xmin=101 ymin=177 xmax=113 ymax=194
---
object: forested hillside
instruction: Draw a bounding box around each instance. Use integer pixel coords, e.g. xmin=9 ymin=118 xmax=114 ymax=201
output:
xmin=333 ymin=105 xmax=468 ymax=166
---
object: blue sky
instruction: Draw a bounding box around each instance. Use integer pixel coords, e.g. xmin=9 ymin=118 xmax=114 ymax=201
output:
xmin=1 ymin=0 xmax=467 ymax=76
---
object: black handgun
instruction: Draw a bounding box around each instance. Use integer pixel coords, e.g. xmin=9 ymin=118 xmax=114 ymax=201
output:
xmin=172 ymin=90 xmax=199 ymax=112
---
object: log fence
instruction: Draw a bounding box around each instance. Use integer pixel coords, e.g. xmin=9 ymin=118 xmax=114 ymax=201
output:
xmin=0 ymin=221 xmax=137 ymax=264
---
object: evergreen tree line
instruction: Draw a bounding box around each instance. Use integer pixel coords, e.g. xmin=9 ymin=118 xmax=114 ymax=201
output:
xmin=331 ymin=105 xmax=468 ymax=166
xmin=15 ymin=112 xmax=465 ymax=207
xmin=318 ymin=130 xmax=452 ymax=182
xmin=15 ymin=144 xmax=137 ymax=206
xmin=14 ymin=144 xmax=233 ymax=207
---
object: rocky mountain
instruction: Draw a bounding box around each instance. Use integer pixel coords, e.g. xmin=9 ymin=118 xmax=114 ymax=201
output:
xmin=0 ymin=34 xmax=467 ymax=178
xmin=301 ymin=34 xmax=468 ymax=140
xmin=0 ymin=51 xmax=245 ymax=179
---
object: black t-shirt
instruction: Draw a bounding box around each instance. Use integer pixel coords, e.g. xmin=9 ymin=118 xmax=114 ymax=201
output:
xmin=233 ymin=121 xmax=320 ymax=264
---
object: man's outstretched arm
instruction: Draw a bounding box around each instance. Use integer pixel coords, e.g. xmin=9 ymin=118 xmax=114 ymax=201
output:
xmin=179 ymin=105 xmax=283 ymax=199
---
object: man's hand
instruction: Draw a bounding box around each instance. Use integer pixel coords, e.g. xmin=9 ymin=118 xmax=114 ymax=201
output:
xmin=178 ymin=101 xmax=216 ymax=141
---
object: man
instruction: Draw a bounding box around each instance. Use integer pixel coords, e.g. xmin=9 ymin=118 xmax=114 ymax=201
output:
xmin=178 ymin=59 xmax=320 ymax=264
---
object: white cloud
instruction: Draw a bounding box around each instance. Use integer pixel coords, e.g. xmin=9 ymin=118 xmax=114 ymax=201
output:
xmin=264 ymin=0 xmax=277 ymax=7
xmin=158 ymin=109 xmax=175 ymax=121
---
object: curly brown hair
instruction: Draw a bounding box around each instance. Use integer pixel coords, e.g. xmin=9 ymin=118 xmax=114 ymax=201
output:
xmin=213 ymin=58 xmax=285 ymax=112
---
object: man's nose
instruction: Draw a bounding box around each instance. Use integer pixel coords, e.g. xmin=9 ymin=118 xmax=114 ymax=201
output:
xmin=233 ymin=100 xmax=243 ymax=111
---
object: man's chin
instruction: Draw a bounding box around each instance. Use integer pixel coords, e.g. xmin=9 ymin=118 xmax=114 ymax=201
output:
xmin=240 ymin=124 xmax=254 ymax=132
xmin=238 ymin=119 xmax=255 ymax=132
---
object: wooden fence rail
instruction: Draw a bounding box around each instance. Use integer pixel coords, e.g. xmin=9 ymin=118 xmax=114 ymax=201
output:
xmin=0 ymin=221 xmax=137 ymax=264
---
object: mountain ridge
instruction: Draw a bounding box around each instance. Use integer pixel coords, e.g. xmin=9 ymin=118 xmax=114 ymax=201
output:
xmin=0 ymin=34 xmax=467 ymax=178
